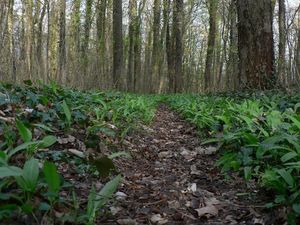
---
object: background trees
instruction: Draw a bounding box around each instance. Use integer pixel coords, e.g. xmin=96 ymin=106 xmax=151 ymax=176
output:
xmin=0 ymin=0 xmax=299 ymax=93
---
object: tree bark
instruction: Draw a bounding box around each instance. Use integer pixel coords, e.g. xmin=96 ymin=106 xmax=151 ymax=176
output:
xmin=150 ymin=0 xmax=161 ymax=92
xmin=225 ymin=0 xmax=238 ymax=90
xmin=173 ymin=0 xmax=184 ymax=92
xmin=204 ymin=0 xmax=218 ymax=92
xmin=57 ymin=0 xmax=66 ymax=83
xmin=278 ymin=0 xmax=287 ymax=86
xmin=113 ymin=0 xmax=123 ymax=89
xmin=236 ymin=0 xmax=275 ymax=90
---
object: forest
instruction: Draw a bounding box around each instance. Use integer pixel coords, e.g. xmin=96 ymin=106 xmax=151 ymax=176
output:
xmin=0 ymin=0 xmax=300 ymax=224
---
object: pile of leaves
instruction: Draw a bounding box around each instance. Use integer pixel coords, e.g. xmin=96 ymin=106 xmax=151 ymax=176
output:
xmin=0 ymin=81 xmax=157 ymax=224
xmin=167 ymin=92 xmax=300 ymax=224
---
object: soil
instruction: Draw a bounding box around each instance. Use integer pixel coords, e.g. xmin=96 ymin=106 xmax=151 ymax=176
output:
xmin=104 ymin=105 xmax=285 ymax=225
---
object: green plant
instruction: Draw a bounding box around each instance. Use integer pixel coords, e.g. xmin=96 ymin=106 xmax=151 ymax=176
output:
xmin=43 ymin=161 xmax=61 ymax=205
xmin=84 ymin=175 xmax=122 ymax=225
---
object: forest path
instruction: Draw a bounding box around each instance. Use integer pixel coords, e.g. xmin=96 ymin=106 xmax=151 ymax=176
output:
xmin=109 ymin=105 xmax=275 ymax=225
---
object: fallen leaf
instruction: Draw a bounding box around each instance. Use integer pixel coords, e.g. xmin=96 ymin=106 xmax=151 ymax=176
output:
xmin=110 ymin=206 xmax=123 ymax=215
xmin=195 ymin=205 xmax=218 ymax=218
xmin=68 ymin=149 xmax=85 ymax=158
xmin=115 ymin=191 xmax=127 ymax=201
xmin=196 ymin=146 xmax=217 ymax=155
xmin=150 ymin=214 xmax=168 ymax=224
xmin=190 ymin=165 xmax=201 ymax=175
xmin=168 ymin=200 xmax=180 ymax=209
xmin=117 ymin=218 xmax=137 ymax=225
xmin=158 ymin=151 xmax=171 ymax=159
xmin=188 ymin=183 xmax=197 ymax=193
xmin=58 ymin=135 xmax=76 ymax=144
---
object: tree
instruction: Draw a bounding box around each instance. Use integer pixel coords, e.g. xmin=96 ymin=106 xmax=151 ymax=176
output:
xmin=96 ymin=0 xmax=107 ymax=77
xmin=173 ymin=0 xmax=184 ymax=92
xmin=57 ymin=0 xmax=66 ymax=83
xmin=278 ymin=0 xmax=287 ymax=86
xmin=204 ymin=0 xmax=218 ymax=92
xmin=236 ymin=0 xmax=275 ymax=90
xmin=150 ymin=0 xmax=161 ymax=92
xmin=113 ymin=0 xmax=123 ymax=89
xmin=127 ymin=0 xmax=136 ymax=92
xmin=225 ymin=0 xmax=238 ymax=90
xmin=296 ymin=28 xmax=300 ymax=81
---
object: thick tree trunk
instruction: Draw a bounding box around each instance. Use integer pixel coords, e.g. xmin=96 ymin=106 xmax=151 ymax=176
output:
xmin=113 ymin=0 xmax=123 ymax=89
xmin=236 ymin=0 xmax=275 ymax=90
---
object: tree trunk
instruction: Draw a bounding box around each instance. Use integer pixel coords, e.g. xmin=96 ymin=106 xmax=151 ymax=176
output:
xmin=82 ymin=0 xmax=93 ymax=72
xmin=236 ymin=0 xmax=275 ymax=90
xmin=57 ymin=0 xmax=66 ymax=83
xmin=225 ymin=0 xmax=238 ymax=90
xmin=204 ymin=0 xmax=218 ymax=92
xmin=150 ymin=0 xmax=161 ymax=93
xmin=8 ymin=0 xmax=16 ymax=81
xmin=278 ymin=0 xmax=286 ymax=86
xmin=96 ymin=0 xmax=107 ymax=79
xmin=167 ymin=1 xmax=175 ymax=92
xmin=296 ymin=28 xmax=300 ymax=82
xmin=173 ymin=0 xmax=183 ymax=92
xmin=127 ymin=0 xmax=136 ymax=92
xmin=25 ymin=0 xmax=34 ymax=79
xmin=113 ymin=0 xmax=123 ymax=89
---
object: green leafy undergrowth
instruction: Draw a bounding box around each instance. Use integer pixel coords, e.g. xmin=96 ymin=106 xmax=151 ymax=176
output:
xmin=0 ymin=81 xmax=158 ymax=224
xmin=166 ymin=92 xmax=300 ymax=223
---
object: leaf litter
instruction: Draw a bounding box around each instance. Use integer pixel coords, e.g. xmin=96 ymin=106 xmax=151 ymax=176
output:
xmin=110 ymin=105 xmax=285 ymax=224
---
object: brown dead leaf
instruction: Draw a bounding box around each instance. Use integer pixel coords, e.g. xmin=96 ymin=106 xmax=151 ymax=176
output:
xmin=195 ymin=205 xmax=218 ymax=218
xmin=58 ymin=135 xmax=76 ymax=144
xmin=117 ymin=218 xmax=137 ymax=225
xmin=196 ymin=146 xmax=217 ymax=155
xmin=150 ymin=214 xmax=168 ymax=224
xmin=68 ymin=149 xmax=85 ymax=158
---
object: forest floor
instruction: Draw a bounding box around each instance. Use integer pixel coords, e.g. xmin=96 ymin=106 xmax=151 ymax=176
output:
xmin=106 ymin=105 xmax=284 ymax=225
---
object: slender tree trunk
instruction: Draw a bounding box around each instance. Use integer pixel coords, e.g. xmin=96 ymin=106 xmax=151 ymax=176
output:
xmin=133 ymin=0 xmax=145 ymax=92
xmin=225 ymin=0 xmax=238 ymax=90
xmin=113 ymin=0 xmax=123 ymax=89
xmin=150 ymin=0 xmax=161 ymax=93
xmin=46 ymin=0 xmax=50 ymax=82
xmin=36 ymin=1 xmax=46 ymax=81
xmin=127 ymin=0 xmax=136 ymax=91
xmin=82 ymin=0 xmax=93 ymax=83
xmin=278 ymin=0 xmax=287 ymax=86
xmin=204 ymin=0 xmax=218 ymax=92
xmin=167 ymin=1 xmax=175 ymax=92
xmin=57 ymin=0 xmax=66 ymax=83
xmin=96 ymin=0 xmax=107 ymax=81
xmin=236 ymin=0 xmax=275 ymax=90
xmin=173 ymin=0 xmax=183 ymax=92
xmin=25 ymin=0 xmax=34 ymax=79
xmin=296 ymin=28 xmax=300 ymax=81
xmin=8 ymin=0 xmax=16 ymax=81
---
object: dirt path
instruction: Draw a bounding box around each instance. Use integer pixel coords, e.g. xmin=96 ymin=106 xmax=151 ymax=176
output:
xmin=107 ymin=105 xmax=281 ymax=225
